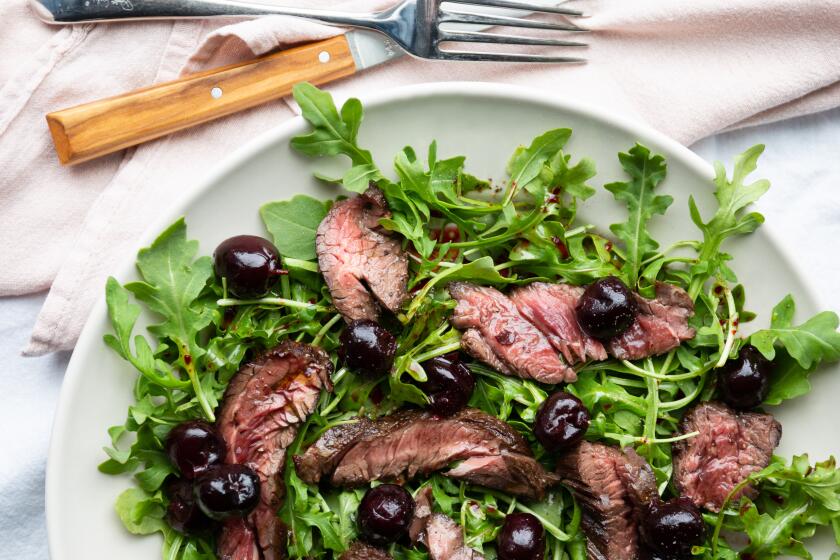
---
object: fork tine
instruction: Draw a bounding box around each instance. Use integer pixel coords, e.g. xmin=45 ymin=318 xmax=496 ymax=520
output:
xmin=439 ymin=9 xmax=588 ymax=31
xmin=443 ymin=0 xmax=584 ymax=17
xmin=437 ymin=51 xmax=586 ymax=63
xmin=439 ymin=30 xmax=587 ymax=47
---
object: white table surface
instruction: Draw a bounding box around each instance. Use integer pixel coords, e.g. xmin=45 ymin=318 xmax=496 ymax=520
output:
xmin=2 ymin=107 xmax=840 ymax=560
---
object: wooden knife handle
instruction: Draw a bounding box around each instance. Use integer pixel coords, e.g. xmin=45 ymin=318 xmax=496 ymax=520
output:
xmin=46 ymin=35 xmax=357 ymax=165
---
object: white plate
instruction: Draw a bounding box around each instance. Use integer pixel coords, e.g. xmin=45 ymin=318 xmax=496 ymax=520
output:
xmin=47 ymin=83 xmax=839 ymax=559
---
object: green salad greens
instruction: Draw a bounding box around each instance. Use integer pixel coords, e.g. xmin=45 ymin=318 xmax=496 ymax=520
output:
xmin=100 ymin=83 xmax=840 ymax=560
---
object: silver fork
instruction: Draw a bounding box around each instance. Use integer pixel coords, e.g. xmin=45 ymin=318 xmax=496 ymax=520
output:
xmin=31 ymin=0 xmax=589 ymax=63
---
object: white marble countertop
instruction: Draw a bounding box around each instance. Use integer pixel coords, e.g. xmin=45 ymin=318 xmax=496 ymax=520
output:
xmin=3 ymin=107 xmax=839 ymax=559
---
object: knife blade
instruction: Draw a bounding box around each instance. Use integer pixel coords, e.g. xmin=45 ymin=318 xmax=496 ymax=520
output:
xmin=345 ymin=29 xmax=406 ymax=71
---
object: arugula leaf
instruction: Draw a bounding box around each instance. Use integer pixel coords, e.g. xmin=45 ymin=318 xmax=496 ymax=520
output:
xmin=115 ymin=488 xmax=217 ymax=559
xmin=394 ymin=146 xmax=436 ymax=207
xmin=162 ymin=534 xmax=216 ymax=560
xmin=405 ymin=257 xmax=517 ymax=320
xmin=738 ymin=495 xmax=812 ymax=559
xmin=282 ymin=433 xmax=339 ymax=557
xmin=745 ymin=295 xmax=840 ymax=405
xmin=714 ymin=454 xmax=840 ymax=558
xmin=290 ymin=83 xmax=372 ymax=166
xmin=115 ymin=488 xmax=167 ymax=535
xmin=436 ymin=257 xmax=517 ymax=285
xmin=569 ymin=370 xmax=648 ymax=418
xmin=123 ymin=218 xmax=216 ymax=420
xmin=509 ymin=226 xmax=619 ymax=285
xmin=763 ymin=351 xmax=817 ymax=406
xmin=104 ymin=277 xmax=189 ymax=390
xmin=341 ymin=163 xmax=383 ymax=193
xmin=548 ymin=151 xmax=597 ymax=201
xmin=751 ymin=295 xmax=840 ymax=369
xmin=430 ymin=154 xmax=471 ymax=203
xmin=127 ymin=218 xmax=213 ymax=353
xmin=260 ymin=195 xmax=328 ymax=260
xmin=504 ymin=128 xmax=571 ymax=204
xmin=605 ymin=144 xmax=671 ymax=288
xmin=336 ymin=490 xmax=363 ymax=547
xmin=688 ymin=144 xmax=770 ymax=298
xmin=469 ymin=364 xmax=547 ymax=423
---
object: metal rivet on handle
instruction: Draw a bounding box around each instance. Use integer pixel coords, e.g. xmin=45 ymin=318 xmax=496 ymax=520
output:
xmin=318 ymin=51 xmax=331 ymax=63
xmin=210 ymin=87 xmax=223 ymax=99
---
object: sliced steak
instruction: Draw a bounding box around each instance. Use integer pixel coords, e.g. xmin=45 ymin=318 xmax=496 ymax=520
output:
xmin=316 ymin=186 xmax=408 ymax=322
xmin=424 ymin=513 xmax=485 ymax=560
xmin=295 ymin=407 xmax=558 ymax=500
xmin=451 ymin=281 xmax=695 ymax=383
xmin=459 ymin=328 xmax=512 ymax=375
xmin=449 ymin=282 xmax=574 ymax=383
xmin=618 ymin=447 xmax=659 ymax=511
xmin=510 ymin=282 xmax=607 ymax=364
xmin=410 ymin=488 xmax=484 ymax=560
xmin=409 ymin=486 xmax=435 ymax=544
xmin=556 ymin=442 xmax=658 ymax=560
xmin=616 ymin=446 xmax=660 ymax=549
xmin=293 ymin=412 xmax=418 ymax=486
xmin=608 ymin=282 xmax=695 ymax=360
xmin=217 ymin=519 xmax=260 ymax=560
xmin=445 ymin=453 xmax=558 ymax=499
xmin=339 ymin=541 xmax=393 ymax=560
xmin=216 ymin=341 xmax=333 ymax=560
xmin=672 ymin=401 xmax=781 ymax=512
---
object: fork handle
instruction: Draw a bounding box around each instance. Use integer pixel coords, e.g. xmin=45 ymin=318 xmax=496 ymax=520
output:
xmin=31 ymin=0 xmax=380 ymax=26
xmin=46 ymin=36 xmax=356 ymax=166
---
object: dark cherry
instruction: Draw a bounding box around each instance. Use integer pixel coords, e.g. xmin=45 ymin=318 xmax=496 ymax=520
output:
xmin=339 ymin=320 xmax=397 ymax=376
xmin=534 ymin=391 xmax=590 ymax=452
xmin=213 ymin=235 xmax=284 ymax=299
xmin=718 ymin=345 xmax=773 ymax=410
xmin=165 ymin=420 xmax=226 ymax=480
xmin=417 ymin=355 xmax=475 ymax=416
xmin=357 ymin=484 xmax=415 ymax=546
xmin=497 ymin=512 xmax=545 ymax=560
xmin=165 ymin=478 xmax=212 ymax=535
xmin=642 ymin=497 xmax=705 ymax=558
xmin=194 ymin=464 xmax=261 ymax=520
xmin=575 ymin=276 xmax=638 ymax=340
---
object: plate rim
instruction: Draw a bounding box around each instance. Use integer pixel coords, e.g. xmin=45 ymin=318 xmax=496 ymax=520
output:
xmin=45 ymin=80 xmax=822 ymax=558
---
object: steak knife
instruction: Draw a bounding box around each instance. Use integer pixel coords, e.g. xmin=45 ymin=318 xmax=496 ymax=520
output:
xmin=45 ymin=31 xmax=403 ymax=165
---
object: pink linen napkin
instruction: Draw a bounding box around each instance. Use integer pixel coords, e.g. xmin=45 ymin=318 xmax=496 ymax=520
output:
xmin=1 ymin=0 xmax=839 ymax=355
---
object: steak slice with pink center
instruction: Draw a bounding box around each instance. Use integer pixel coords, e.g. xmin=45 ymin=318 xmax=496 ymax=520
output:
xmin=448 ymin=282 xmax=574 ymax=383
xmin=672 ymin=401 xmax=781 ymax=512
xmin=511 ymin=282 xmax=607 ymax=364
xmin=608 ymin=282 xmax=696 ymax=360
xmin=424 ymin=513 xmax=485 ymax=560
xmin=316 ymin=186 xmax=408 ymax=322
xmin=216 ymin=341 xmax=332 ymax=560
xmin=556 ymin=442 xmax=659 ymax=560
xmin=410 ymin=487 xmax=485 ymax=560
xmin=295 ymin=407 xmax=558 ymax=500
